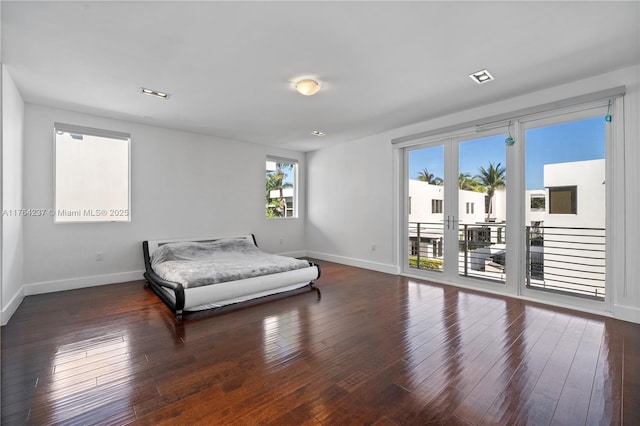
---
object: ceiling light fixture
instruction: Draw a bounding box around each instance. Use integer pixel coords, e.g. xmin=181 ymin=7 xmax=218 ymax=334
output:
xmin=295 ymin=79 xmax=321 ymax=96
xmin=141 ymin=87 xmax=170 ymax=99
xmin=311 ymin=130 xmax=326 ymax=137
xmin=469 ymin=69 xmax=494 ymax=84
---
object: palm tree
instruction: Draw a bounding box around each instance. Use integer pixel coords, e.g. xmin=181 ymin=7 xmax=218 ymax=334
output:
xmin=266 ymin=163 xmax=293 ymax=217
xmin=475 ymin=162 xmax=506 ymax=221
xmin=458 ymin=172 xmax=485 ymax=192
xmin=417 ymin=168 xmax=443 ymax=185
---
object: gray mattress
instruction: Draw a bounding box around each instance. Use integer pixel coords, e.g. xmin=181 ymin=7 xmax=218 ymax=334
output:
xmin=151 ymin=238 xmax=312 ymax=289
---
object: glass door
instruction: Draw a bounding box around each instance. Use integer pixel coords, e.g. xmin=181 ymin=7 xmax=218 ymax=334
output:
xmin=523 ymin=112 xmax=608 ymax=305
xmin=457 ymin=134 xmax=507 ymax=284
xmin=406 ymin=131 xmax=508 ymax=287
xmin=407 ymin=144 xmax=446 ymax=274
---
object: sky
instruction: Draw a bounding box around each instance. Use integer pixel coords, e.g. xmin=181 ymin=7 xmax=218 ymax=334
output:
xmin=409 ymin=115 xmax=606 ymax=190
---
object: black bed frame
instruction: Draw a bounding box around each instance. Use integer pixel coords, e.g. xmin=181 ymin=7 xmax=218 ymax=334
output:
xmin=142 ymin=235 xmax=321 ymax=320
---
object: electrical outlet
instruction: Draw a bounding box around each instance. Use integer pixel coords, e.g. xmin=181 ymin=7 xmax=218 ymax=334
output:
xmin=279 ymin=237 xmax=284 ymax=245
xmin=371 ymin=244 xmax=376 ymax=251
xmin=95 ymin=251 xmax=103 ymax=261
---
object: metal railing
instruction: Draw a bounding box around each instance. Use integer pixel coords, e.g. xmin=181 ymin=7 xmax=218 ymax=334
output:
xmin=458 ymin=223 xmax=506 ymax=283
xmin=408 ymin=222 xmax=444 ymax=271
xmin=526 ymin=226 xmax=605 ymax=300
xmin=408 ymin=221 xmax=506 ymax=281
xmin=408 ymin=223 xmax=606 ymax=299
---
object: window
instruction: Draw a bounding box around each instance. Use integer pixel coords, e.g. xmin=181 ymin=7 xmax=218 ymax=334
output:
xmin=530 ymin=195 xmax=545 ymax=210
xmin=54 ymin=123 xmax=130 ymax=223
xmin=466 ymin=202 xmax=474 ymax=214
xmin=266 ymin=157 xmax=297 ymax=218
xmin=431 ymin=199 xmax=443 ymax=214
xmin=548 ymin=186 xmax=577 ymax=214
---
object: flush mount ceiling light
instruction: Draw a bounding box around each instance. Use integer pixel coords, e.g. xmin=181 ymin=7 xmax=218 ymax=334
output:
xmin=469 ymin=69 xmax=494 ymax=84
xmin=141 ymin=87 xmax=170 ymax=99
xmin=311 ymin=130 xmax=326 ymax=137
xmin=295 ymin=79 xmax=321 ymax=96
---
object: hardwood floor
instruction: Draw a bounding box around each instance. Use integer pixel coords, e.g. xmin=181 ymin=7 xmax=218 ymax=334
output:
xmin=2 ymin=260 xmax=639 ymax=425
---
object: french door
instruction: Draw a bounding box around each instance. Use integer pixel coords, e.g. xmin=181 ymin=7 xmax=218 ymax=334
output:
xmin=405 ymin=130 xmax=509 ymax=290
xmin=521 ymin=107 xmax=611 ymax=310
xmin=401 ymin=98 xmax=617 ymax=312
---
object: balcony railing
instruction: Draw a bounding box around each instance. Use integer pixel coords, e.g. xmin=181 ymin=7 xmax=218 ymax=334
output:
xmin=408 ymin=223 xmax=606 ymax=299
xmin=526 ymin=226 xmax=605 ymax=300
xmin=458 ymin=223 xmax=506 ymax=283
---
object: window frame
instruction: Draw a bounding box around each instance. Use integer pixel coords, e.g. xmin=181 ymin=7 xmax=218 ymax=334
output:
xmin=265 ymin=156 xmax=298 ymax=219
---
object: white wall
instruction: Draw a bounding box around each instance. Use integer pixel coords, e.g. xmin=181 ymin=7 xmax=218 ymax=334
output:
xmin=2 ymin=66 xmax=25 ymax=324
xmin=525 ymin=190 xmax=546 ymax=224
xmin=306 ymin=133 xmax=396 ymax=273
xmin=543 ymin=159 xmax=605 ymax=228
xmin=19 ymin=104 xmax=307 ymax=300
xmin=307 ymin=65 xmax=640 ymax=323
xmin=408 ymin=180 xmax=486 ymax=225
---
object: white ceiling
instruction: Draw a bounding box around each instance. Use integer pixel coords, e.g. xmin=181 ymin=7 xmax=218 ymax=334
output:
xmin=2 ymin=1 xmax=639 ymax=152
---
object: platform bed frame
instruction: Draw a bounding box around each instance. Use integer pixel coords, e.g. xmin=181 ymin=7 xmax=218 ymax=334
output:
xmin=142 ymin=234 xmax=320 ymax=320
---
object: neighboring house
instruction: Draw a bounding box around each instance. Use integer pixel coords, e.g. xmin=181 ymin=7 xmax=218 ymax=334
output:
xmin=528 ymin=159 xmax=606 ymax=297
xmin=268 ymin=188 xmax=294 ymax=218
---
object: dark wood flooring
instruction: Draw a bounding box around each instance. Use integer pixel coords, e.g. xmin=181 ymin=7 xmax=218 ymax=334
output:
xmin=2 ymin=260 xmax=639 ymax=425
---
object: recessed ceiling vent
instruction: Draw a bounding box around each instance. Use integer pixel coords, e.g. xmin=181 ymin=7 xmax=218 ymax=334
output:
xmin=469 ymin=69 xmax=494 ymax=84
xmin=141 ymin=87 xmax=170 ymax=99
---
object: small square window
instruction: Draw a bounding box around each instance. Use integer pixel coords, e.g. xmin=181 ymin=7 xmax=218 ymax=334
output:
xmin=530 ymin=196 xmax=546 ymax=211
xmin=548 ymin=186 xmax=577 ymax=214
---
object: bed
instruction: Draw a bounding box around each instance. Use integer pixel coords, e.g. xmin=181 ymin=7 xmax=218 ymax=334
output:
xmin=142 ymin=234 xmax=320 ymax=319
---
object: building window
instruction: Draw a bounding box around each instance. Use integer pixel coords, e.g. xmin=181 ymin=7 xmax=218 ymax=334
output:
xmin=266 ymin=157 xmax=297 ymax=218
xmin=54 ymin=123 xmax=130 ymax=223
xmin=548 ymin=186 xmax=577 ymax=214
xmin=530 ymin=195 xmax=546 ymax=211
xmin=466 ymin=202 xmax=474 ymax=214
xmin=431 ymin=199 xmax=443 ymax=214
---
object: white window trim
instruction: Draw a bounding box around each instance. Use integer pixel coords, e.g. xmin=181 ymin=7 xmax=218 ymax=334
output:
xmin=266 ymin=155 xmax=299 ymax=219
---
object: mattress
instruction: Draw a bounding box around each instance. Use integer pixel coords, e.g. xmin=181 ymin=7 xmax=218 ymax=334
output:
xmin=151 ymin=238 xmax=312 ymax=289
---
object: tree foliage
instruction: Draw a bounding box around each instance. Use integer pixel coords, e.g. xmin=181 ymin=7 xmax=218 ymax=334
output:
xmin=417 ymin=168 xmax=443 ymax=185
xmin=266 ymin=163 xmax=293 ymax=217
xmin=474 ymin=162 xmax=506 ymax=220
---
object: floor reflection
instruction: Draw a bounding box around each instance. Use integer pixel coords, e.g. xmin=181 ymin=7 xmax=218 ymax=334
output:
xmin=30 ymin=331 xmax=134 ymax=424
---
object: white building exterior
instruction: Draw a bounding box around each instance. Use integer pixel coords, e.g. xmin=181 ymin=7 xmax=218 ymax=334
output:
xmin=408 ymin=180 xmax=505 ymax=225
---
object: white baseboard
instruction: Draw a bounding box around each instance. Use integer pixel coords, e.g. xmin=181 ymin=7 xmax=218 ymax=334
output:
xmin=23 ymin=270 xmax=145 ymax=296
xmin=1 ymin=286 xmax=25 ymax=326
xmin=305 ymin=251 xmax=398 ymax=275
xmin=613 ymin=304 xmax=640 ymax=324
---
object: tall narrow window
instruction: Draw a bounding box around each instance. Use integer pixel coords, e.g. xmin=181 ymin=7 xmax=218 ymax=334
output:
xmin=54 ymin=123 xmax=130 ymax=223
xmin=266 ymin=157 xmax=297 ymax=218
xmin=431 ymin=199 xmax=443 ymax=214
xmin=466 ymin=202 xmax=474 ymax=214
